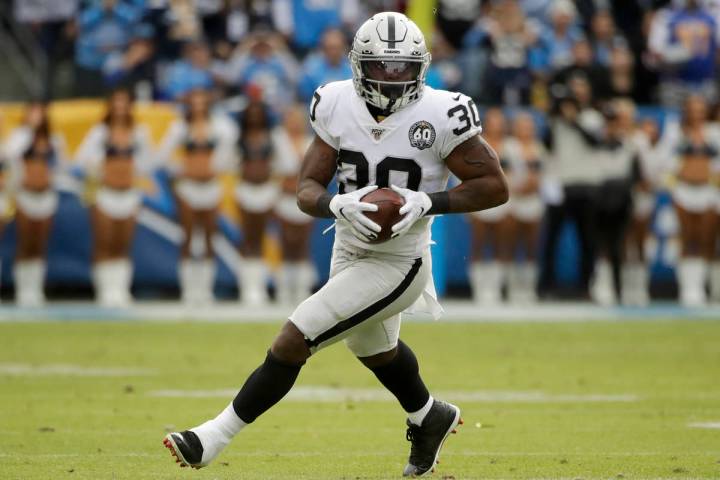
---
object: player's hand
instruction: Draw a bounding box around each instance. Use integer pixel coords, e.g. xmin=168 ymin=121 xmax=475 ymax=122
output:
xmin=329 ymin=185 xmax=381 ymax=242
xmin=390 ymin=185 xmax=432 ymax=238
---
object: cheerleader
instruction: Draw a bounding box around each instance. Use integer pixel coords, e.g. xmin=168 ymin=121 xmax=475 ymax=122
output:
xmin=504 ymin=112 xmax=545 ymax=303
xmin=158 ymin=88 xmax=238 ymax=304
xmin=467 ymin=108 xmax=518 ymax=303
xmin=624 ymin=117 xmax=670 ymax=305
xmin=4 ymin=101 xmax=67 ymax=306
xmin=75 ymin=88 xmax=154 ymax=307
xmin=666 ymin=95 xmax=720 ymax=306
xmin=235 ymin=99 xmax=278 ymax=305
xmin=272 ymin=105 xmax=316 ymax=305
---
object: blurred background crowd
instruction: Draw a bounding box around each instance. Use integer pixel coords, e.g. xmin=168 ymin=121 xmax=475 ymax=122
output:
xmin=0 ymin=0 xmax=719 ymax=308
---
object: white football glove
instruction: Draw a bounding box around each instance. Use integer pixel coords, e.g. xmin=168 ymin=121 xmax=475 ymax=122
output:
xmin=390 ymin=185 xmax=432 ymax=239
xmin=329 ymin=185 xmax=382 ymax=242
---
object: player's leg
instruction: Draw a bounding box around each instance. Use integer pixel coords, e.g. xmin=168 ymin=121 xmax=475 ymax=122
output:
xmin=164 ymin=319 xmax=310 ymax=469
xmin=346 ymin=315 xmax=461 ymax=476
xmin=164 ymin=249 xmax=428 ymax=469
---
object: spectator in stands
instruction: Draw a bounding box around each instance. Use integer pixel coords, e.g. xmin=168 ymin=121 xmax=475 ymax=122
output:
xmin=235 ymin=95 xmax=277 ymax=305
xmin=272 ymin=0 xmax=359 ymax=55
xmin=272 ymin=105 xmax=317 ymax=304
xmin=4 ymin=102 xmax=68 ymax=306
xmin=468 ymin=108 xmax=518 ymax=303
xmin=219 ymin=29 xmax=298 ymax=115
xmin=550 ymin=37 xmax=611 ymax=102
xmin=436 ymin=0 xmax=482 ymax=50
xmin=590 ymin=99 xmax=637 ymax=306
xmin=297 ymin=28 xmax=351 ymax=102
xmin=102 ymin=23 xmax=157 ymax=100
xmin=505 ymin=112 xmax=546 ymax=303
xmin=75 ymin=88 xmax=155 ymax=307
xmin=226 ymin=0 xmax=276 ymax=43
xmin=539 ymin=76 xmax=604 ymax=297
xmin=590 ymin=9 xmax=627 ymax=67
xmin=74 ymin=0 xmax=142 ymax=97
xmin=13 ymin=0 xmax=77 ymax=97
xmin=162 ymin=39 xmax=216 ymax=100
xmin=519 ymin=0 xmax=554 ymax=23
xmin=196 ymin=0 xmax=228 ymax=46
xmin=165 ymin=0 xmax=203 ymax=43
xmin=473 ymin=0 xmax=540 ymax=106
xmin=648 ymin=0 xmax=720 ymax=107
xmin=533 ymin=0 xmax=584 ymax=73
xmin=427 ymin=31 xmax=461 ymax=91
xmin=158 ymin=88 xmax=238 ymax=305
xmin=606 ymin=44 xmax=637 ymax=100
xmin=666 ymin=95 xmax=720 ymax=306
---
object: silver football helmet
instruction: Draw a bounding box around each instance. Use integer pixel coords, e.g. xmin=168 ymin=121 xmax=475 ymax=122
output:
xmin=349 ymin=12 xmax=431 ymax=113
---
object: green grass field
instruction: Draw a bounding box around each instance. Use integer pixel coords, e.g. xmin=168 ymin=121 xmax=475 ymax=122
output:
xmin=1 ymin=319 xmax=719 ymax=479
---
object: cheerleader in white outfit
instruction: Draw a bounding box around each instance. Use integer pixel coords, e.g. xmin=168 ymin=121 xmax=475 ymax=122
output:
xmin=625 ymin=117 xmax=671 ymax=305
xmin=4 ymin=102 xmax=67 ymax=306
xmin=235 ymin=100 xmax=278 ymax=305
xmin=75 ymin=88 xmax=155 ymax=307
xmin=666 ymin=95 xmax=720 ymax=306
xmin=159 ymin=88 xmax=238 ymax=304
xmin=504 ymin=112 xmax=545 ymax=303
xmin=272 ymin=105 xmax=316 ymax=305
xmin=467 ymin=108 xmax=517 ymax=303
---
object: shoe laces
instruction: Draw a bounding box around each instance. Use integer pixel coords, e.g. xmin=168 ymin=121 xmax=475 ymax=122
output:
xmin=406 ymin=423 xmax=421 ymax=443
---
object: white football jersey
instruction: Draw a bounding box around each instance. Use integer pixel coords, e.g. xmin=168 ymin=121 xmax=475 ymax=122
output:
xmin=310 ymin=79 xmax=482 ymax=257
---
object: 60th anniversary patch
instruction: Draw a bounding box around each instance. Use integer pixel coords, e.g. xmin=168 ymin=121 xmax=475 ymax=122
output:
xmin=408 ymin=121 xmax=436 ymax=150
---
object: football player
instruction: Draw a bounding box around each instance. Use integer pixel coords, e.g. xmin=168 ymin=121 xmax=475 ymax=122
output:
xmin=164 ymin=12 xmax=508 ymax=477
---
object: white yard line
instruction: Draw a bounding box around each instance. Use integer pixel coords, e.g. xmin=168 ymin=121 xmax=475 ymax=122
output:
xmin=687 ymin=421 xmax=720 ymax=429
xmin=2 ymin=299 xmax=720 ymax=322
xmin=0 ymin=451 xmax=715 ymax=458
xmin=0 ymin=363 xmax=157 ymax=377
xmin=147 ymin=385 xmax=638 ymax=403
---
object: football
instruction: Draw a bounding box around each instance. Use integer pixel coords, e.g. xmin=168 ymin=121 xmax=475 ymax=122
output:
xmin=361 ymin=187 xmax=405 ymax=243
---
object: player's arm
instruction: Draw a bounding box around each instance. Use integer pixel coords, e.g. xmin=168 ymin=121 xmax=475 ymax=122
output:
xmin=296 ymin=134 xmax=337 ymax=218
xmin=429 ymin=133 xmax=509 ymax=214
xmin=391 ymin=134 xmax=508 ymax=237
xmin=296 ymin=134 xmax=381 ymax=241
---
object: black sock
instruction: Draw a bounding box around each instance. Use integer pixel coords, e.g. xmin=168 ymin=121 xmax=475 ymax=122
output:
xmin=232 ymin=351 xmax=303 ymax=423
xmin=368 ymin=340 xmax=430 ymax=413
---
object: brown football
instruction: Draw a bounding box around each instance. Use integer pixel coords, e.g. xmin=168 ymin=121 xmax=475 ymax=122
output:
xmin=361 ymin=187 xmax=405 ymax=243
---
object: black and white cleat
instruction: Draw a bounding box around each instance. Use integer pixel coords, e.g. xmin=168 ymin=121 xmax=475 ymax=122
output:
xmin=403 ymin=400 xmax=462 ymax=477
xmin=163 ymin=430 xmax=206 ymax=470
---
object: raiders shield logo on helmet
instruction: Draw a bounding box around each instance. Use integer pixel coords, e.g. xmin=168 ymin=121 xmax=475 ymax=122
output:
xmin=408 ymin=121 xmax=436 ymax=150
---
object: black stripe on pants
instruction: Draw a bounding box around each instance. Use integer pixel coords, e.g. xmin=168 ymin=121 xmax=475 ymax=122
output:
xmin=305 ymin=257 xmax=423 ymax=348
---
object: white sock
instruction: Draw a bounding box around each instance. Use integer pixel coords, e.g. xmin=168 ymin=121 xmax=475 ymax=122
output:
xmin=179 ymin=259 xmax=195 ymax=303
xmin=239 ymin=258 xmax=268 ymax=305
xmin=407 ymin=396 xmax=434 ymax=426
xmin=192 ymin=403 xmax=247 ymax=449
xmin=111 ymin=259 xmax=133 ymax=306
xmin=470 ymin=262 xmax=502 ymax=303
xmin=14 ymin=259 xmax=46 ymax=307
xmin=275 ymin=262 xmax=300 ymax=304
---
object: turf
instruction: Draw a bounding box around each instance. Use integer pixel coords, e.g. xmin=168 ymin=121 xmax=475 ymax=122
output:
xmin=1 ymin=319 xmax=719 ymax=479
